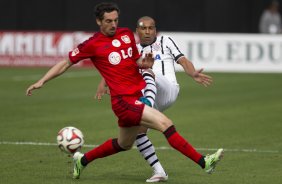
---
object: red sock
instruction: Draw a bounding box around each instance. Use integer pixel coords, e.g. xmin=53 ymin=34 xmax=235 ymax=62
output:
xmin=164 ymin=125 xmax=203 ymax=165
xmin=84 ymin=138 xmax=125 ymax=163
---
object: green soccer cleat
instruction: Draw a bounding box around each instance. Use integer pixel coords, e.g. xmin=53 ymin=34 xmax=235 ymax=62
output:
xmin=204 ymin=148 xmax=224 ymax=174
xmin=73 ymin=152 xmax=85 ymax=179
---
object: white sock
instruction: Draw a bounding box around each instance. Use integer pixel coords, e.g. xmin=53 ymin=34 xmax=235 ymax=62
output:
xmin=142 ymin=71 xmax=156 ymax=107
xmin=135 ymin=133 xmax=166 ymax=174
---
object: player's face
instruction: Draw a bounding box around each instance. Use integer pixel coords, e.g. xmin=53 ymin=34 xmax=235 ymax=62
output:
xmin=136 ymin=19 xmax=157 ymax=45
xmin=97 ymin=11 xmax=119 ymax=37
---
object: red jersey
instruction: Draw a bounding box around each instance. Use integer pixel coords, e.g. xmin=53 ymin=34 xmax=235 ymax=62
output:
xmin=69 ymin=28 xmax=146 ymax=96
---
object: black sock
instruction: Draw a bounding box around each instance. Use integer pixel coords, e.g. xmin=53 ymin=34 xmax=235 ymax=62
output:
xmin=80 ymin=156 xmax=88 ymax=166
xmin=198 ymin=156 xmax=205 ymax=169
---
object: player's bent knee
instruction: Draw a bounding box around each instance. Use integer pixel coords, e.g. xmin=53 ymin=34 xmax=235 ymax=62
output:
xmin=164 ymin=118 xmax=173 ymax=128
xmin=137 ymin=126 xmax=148 ymax=134
xmin=118 ymin=142 xmax=134 ymax=150
xmin=120 ymin=144 xmax=133 ymax=150
xmin=158 ymin=116 xmax=173 ymax=131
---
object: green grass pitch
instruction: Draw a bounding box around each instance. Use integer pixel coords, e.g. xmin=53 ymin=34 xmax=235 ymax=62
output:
xmin=0 ymin=67 xmax=282 ymax=184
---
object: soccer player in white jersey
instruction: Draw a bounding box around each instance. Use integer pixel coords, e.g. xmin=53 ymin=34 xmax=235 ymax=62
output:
xmin=134 ymin=16 xmax=213 ymax=182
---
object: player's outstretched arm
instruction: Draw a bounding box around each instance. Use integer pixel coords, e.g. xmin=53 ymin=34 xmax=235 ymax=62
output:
xmin=26 ymin=59 xmax=73 ymax=96
xmin=178 ymin=57 xmax=213 ymax=87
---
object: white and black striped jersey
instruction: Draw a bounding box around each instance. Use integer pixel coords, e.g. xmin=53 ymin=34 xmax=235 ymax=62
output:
xmin=137 ymin=35 xmax=184 ymax=85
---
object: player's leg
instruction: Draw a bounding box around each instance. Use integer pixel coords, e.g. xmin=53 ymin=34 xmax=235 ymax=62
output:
xmin=73 ymin=126 xmax=139 ymax=179
xmin=73 ymin=138 xmax=125 ymax=179
xmin=136 ymin=75 xmax=179 ymax=182
xmin=139 ymin=69 xmax=156 ymax=107
xmin=137 ymin=70 xmax=168 ymax=182
xmin=135 ymin=126 xmax=168 ymax=182
xmin=140 ymin=105 xmax=224 ymax=173
xmin=73 ymin=138 xmax=126 ymax=179
xmin=117 ymin=126 xmax=141 ymax=149
xmin=137 ymin=75 xmax=180 ymax=182
xmin=154 ymin=74 xmax=179 ymax=112
xmin=73 ymin=93 xmax=147 ymax=179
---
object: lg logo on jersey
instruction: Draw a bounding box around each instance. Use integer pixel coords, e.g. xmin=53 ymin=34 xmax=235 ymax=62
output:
xmin=108 ymin=47 xmax=133 ymax=65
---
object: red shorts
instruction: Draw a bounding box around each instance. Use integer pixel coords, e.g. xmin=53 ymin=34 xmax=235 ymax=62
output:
xmin=111 ymin=92 xmax=145 ymax=127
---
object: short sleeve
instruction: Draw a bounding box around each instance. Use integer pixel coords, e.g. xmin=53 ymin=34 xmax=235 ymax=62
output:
xmin=165 ymin=36 xmax=184 ymax=63
xmin=68 ymin=37 xmax=95 ymax=64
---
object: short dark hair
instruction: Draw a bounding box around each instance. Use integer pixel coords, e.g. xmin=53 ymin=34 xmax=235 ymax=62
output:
xmin=94 ymin=2 xmax=120 ymax=20
xmin=137 ymin=16 xmax=156 ymax=28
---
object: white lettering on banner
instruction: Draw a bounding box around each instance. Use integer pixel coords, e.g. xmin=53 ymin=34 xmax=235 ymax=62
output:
xmin=187 ymin=40 xmax=282 ymax=64
xmin=161 ymin=32 xmax=282 ymax=72
xmin=1 ymin=31 xmax=282 ymax=72
xmin=15 ymin=34 xmax=34 ymax=55
xmin=58 ymin=35 xmax=74 ymax=56
xmin=34 ymin=34 xmax=43 ymax=56
xmin=0 ymin=33 xmax=14 ymax=55
xmin=45 ymin=34 xmax=59 ymax=56
xmin=0 ymin=32 xmax=92 ymax=67
xmin=0 ymin=32 xmax=92 ymax=56
xmin=187 ymin=41 xmax=282 ymax=64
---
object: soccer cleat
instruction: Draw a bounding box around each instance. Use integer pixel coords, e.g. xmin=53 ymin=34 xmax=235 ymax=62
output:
xmin=139 ymin=97 xmax=152 ymax=107
xmin=146 ymin=173 xmax=168 ymax=183
xmin=73 ymin=152 xmax=85 ymax=179
xmin=204 ymin=148 xmax=224 ymax=174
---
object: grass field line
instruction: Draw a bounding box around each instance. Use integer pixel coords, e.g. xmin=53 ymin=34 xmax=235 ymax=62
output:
xmin=12 ymin=71 xmax=98 ymax=81
xmin=0 ymin=141 xmax=279 ymax=154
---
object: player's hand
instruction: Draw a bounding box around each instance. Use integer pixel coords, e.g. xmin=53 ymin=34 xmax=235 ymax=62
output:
xmin=142 ymin=53 xmax=154 ymax=69
xmin=94 ymin=83 xmax=109 ymax=101
xmin=192 ymin=68 xmax=213 ymax=87
xmin=26 ymin=81 xmax=44 ymax=96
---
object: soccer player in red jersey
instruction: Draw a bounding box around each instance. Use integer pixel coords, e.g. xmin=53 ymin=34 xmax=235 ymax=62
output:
xmin=26 ymin=2 xmax=223 ymax=181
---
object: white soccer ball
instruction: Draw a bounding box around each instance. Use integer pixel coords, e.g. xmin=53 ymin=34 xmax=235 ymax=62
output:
xmin=57 ymin=126 xmax=84 ymax=154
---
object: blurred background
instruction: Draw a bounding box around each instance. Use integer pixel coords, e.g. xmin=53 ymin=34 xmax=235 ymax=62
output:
xmin=1 ymin=0 xmax=281 ymax=32
xmin=1 ymin=0 xmax=282 ymax=72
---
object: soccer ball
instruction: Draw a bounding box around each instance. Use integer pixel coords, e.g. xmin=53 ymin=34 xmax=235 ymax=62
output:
xmin=57 ymin=126 xmax=84 ymax=154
